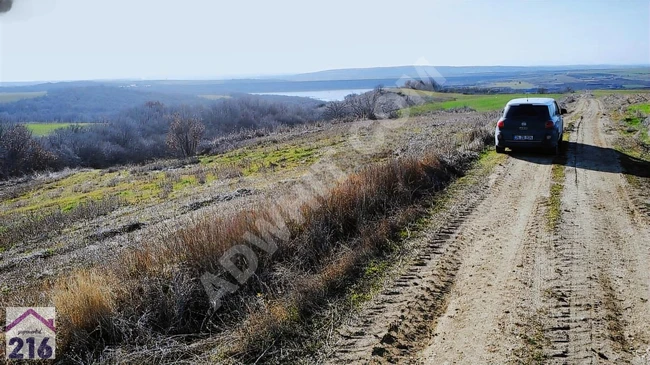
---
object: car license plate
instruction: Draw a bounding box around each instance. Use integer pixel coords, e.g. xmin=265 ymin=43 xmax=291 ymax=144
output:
xmin=514 ymin=135 xmax=533 ymax=141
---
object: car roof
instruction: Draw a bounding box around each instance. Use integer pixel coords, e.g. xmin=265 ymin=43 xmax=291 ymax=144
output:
xmin=506 ymin=97 xmax=555 ymax=106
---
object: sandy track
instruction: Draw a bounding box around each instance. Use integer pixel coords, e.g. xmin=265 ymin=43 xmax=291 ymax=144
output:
xmin=326 ymin=97 xmax=650 ymax=364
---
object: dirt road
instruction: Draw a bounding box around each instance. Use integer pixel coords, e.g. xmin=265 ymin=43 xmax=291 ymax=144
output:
xmin=327 ymin=97 xmax=650 ymax=364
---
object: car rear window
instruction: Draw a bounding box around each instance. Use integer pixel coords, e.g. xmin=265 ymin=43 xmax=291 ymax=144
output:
xmin=504 ymin=104 xmax=550 ymax=120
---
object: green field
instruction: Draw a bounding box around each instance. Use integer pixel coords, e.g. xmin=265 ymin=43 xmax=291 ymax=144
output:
xmin=404 ymin=92 xmax=565 ymax=116
xmin=24 ymin=123 xmax=92 ymax=137
xmin=0 ymin=91 xmax=47 ymax=103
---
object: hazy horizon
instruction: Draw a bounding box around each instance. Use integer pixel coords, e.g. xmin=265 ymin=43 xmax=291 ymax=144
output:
xmin=1 ymin=0 xmax=649 ymax=82
xmin=1 ymin=63 xmax=649 ymax=85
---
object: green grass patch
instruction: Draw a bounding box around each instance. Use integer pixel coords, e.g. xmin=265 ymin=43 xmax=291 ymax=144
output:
xmin=0 ymin=91 xmax=46 ymax=103
xmin=403 ymin=93 xmax=565 ymax=116
xmin=201 ymin=144 xmax=319 ymax=176
xmin=172 ymin=175 xmax=198 ymax=191
xmin=2 ymin=169 xmax=163 ymax=217
xmin=24 ymin=123 xmax=93 ymax=137
xmin=2 ymin=143 xmax=321 ymax=218
xmin=438 ymin=93 xmax=564 ymax=112
xmin=629 ymin=104 xmax=650 ymax=114
xmin=547 ymin=162 xmax=565 ymax=230
xmin=348 ymin=259 xmax=390 ymax=308
xmin=622 ymin=104 xmax=650 ymax=145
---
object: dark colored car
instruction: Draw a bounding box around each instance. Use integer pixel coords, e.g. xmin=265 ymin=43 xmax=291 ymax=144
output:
xmin=494 ymin=97 xmax=567 ymax=154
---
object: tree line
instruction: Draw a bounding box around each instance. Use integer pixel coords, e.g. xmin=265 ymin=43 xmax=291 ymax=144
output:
xmin=0 ymin=94 xmax=323 ymax=179
xmin=0 ymin=86 xmax=435 ymax=180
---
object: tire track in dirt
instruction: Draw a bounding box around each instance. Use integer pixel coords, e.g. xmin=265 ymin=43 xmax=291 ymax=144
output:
xmin=327 ymin=144 xmax=554 ymax=363
xmin=541 ymin=98 xmax=598 ymax=364
xmin=325 ymin=96 xmax=650 ymax=365
xmin=326 ymin=171 xmax=500 ymax=364
xmin=535 ymin=98 xmax=650 ymax=364
xmin=417 ymin=149 xmax=553 ymax=364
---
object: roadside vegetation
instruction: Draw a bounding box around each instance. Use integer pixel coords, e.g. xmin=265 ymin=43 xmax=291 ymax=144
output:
xmin=607 ymin=95 xmax=650 ymax=158
xmin=625 ymin=103 xmax=650 ymax=145
xmin=601 ymin=93 xmax=650 ymax=218
xmin=0 ymin=108 xmax=497 ymax=363
xmin=547 ymin=158 xmax=566 ymax=230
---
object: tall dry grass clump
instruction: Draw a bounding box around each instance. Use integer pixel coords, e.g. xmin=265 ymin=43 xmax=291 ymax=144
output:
xmin=52 ymin=270 xmax=118 ymax=354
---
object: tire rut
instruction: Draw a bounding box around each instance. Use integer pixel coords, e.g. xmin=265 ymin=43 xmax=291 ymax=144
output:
xmin=541 ymin=98 xmax=650 ymax=364
xmin=327 ymin=160 xmax=509 ymax=364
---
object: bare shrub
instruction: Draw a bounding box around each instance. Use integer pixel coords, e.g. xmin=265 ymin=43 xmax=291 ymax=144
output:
xmin=157 ymin=180 xmax=173 ymax=199
xmin=195 ymin=169 xmax=207 ymax=185
xmin=214 ymin=164 xmax=244 ymax=179
xmin=166 ymin=113 xmax=206 ymax=157
xmin=130 ymin=157 xmax=200 ymax=175
xmin=0 ymin=124 xmax=57 ymax=180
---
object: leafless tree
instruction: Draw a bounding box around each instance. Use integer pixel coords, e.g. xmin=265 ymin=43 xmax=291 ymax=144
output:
xmin=166 ymin=113 xmax=206 ymax=157
xmin=0 ymin=124 xmax=57 ymax=178
xmin=323 ymin=100 xmax=350 ymax=120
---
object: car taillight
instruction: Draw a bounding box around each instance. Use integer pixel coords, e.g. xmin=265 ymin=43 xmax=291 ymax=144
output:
xmin=497 ymin=120 xmax=505 ymax=128
xmin=545 ymin=121 xmax=554 ymax=129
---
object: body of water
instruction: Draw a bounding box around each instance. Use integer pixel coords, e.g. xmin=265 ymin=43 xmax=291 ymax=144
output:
xmin=252 ymin=88 xmax=372 ymax=102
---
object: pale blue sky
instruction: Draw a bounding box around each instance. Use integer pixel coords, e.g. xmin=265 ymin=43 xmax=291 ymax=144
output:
xmin=0 ymin=0 xmax=648 ymax=82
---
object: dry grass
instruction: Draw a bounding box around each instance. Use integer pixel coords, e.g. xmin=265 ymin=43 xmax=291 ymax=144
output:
xmin=52 ymin=270 xmax=117 ymax=336
xmin=43 ymin=120 xmax=493 ymax=363
xmin=0 ymin=110 xmax=497 ymax=363
xmin=0 ymin=196 xmax=125 ymax=250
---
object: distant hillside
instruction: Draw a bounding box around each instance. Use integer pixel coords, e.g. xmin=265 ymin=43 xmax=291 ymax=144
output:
xmin=1 ymin=65 xmax=648 ymax=101
xmin=284 ymin=65 xmax=648 ymax=82
xmin=0 ymin=85 xmax=324 ymax=123
xmin=0 ymin=85 xmax=207 ymax=122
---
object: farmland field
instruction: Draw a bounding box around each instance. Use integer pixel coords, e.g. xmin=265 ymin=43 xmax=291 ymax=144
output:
xmin=24 ymin=123 xmax=93 ymax=136
xmin=403 ymin=92 xmax=565 ymax=116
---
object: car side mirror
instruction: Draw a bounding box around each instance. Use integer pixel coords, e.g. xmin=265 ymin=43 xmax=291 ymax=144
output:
xmin=561 ymin=108 xmax=567 ymax=115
